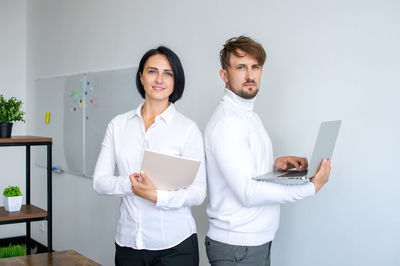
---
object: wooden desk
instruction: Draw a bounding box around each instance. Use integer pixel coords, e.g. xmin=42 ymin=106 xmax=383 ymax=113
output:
xmin=0 ymin=250 xmax=100 ymax=266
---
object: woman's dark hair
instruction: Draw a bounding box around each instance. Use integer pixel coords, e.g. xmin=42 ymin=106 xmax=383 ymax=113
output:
xmin=136 ymin=46 xmax=185 ymax=103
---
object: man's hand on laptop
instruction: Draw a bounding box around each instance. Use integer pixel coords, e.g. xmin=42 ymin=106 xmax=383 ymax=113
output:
xmin=274 ymin=156 xmax=308 ymax=172
xmin=310 ymin=159 xmax=331 ymax=193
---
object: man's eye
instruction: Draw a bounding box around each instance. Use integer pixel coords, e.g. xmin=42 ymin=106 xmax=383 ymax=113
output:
xmin=237 ymin=66 xmax=244 ymax=70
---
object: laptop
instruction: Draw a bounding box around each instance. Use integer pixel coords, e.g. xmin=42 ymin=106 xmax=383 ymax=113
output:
xmin=252 ymin=120 xmax=341 ymax=184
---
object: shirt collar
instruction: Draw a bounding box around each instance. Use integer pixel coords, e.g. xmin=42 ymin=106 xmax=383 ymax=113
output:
xmin=222 ymin=88 xmax=256 ymax=111
xmin=130 ymin=101 xmax=176 ymax=123
xmin=159 ymin=103 xmax=176 ymax=123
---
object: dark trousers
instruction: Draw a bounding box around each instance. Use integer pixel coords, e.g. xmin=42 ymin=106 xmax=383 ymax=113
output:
xmin=115 ymin=234 xmax=199 ymax=266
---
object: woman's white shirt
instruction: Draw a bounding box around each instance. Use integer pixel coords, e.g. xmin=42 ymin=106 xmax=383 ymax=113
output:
xmin=93 ymin=103 xmax=206 ymax=250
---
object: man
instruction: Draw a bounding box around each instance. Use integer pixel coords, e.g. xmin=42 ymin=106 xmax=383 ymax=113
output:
xmin=204 ymin=36 xmax=331 ymax=266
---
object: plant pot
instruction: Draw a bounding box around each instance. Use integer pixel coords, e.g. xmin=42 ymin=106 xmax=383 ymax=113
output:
xmin=3 ymin=195 xmax=23 ymax=212
xmin=0 ymin=122 xmax=13 ymax=138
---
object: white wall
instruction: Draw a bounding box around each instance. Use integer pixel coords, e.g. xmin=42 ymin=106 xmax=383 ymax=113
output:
xmin=12 ymin=0 xmax=400 ymax=266
xmin=0 ymin=0 xmax=26 ymax=238
xmin=256 ymin=2 xmax=400 ymax=265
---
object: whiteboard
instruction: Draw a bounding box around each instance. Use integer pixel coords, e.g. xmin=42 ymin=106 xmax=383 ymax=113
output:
xmin=34 ymin=67 xmax=141 ymax=177
xmin=84 ymin=68 xmax=140 ymax=176
xmin=63 ymin=75 xmax=85 ymax=174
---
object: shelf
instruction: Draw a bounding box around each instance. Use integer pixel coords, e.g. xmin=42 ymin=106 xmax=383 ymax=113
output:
xmin=0 ymin=204 xmax=47 ymax=224
xmin=0 ymin=136 xmax=52 ymax=144
xmin=0 ymin=135 xmax=52 ymax=252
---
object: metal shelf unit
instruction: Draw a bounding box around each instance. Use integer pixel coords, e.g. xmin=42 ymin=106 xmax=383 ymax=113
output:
xmin=0 ymin=136 xmax=52 ymax=254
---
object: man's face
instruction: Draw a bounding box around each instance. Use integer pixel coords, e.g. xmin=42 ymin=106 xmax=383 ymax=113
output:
xmin=220 ymin=49 xmax=262 ymax=99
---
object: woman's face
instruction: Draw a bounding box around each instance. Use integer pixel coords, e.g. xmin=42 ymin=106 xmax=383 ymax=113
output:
xmin=140 ymin=54 xmax=174 ymax=103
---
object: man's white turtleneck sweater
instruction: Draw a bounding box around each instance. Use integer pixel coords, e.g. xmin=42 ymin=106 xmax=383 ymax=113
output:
xmin=204 ymin=88 xmax=315 ymax=246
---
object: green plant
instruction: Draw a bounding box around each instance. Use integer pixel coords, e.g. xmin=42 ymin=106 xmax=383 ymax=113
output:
xmin=0 ymin=94 xmax=25 ymax=123
xmin=0 ymin=244 xmax=26 ymax=258
xmin=3 ymin=186 xmax=23 ymax=197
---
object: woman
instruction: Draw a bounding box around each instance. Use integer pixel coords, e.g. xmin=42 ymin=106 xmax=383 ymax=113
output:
xmin=93 ymin=46 xmax=206 ymax=266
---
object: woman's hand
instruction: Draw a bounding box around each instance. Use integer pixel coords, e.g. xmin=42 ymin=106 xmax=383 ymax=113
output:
xmin=129 ymin=170 xmax=157 ymax=203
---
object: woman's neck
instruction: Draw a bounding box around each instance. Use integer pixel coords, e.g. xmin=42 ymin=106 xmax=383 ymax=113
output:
xmin=141 ymin=99 xmax=170 ymax=131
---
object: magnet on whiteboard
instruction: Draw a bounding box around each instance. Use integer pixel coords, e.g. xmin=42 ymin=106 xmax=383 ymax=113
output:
xmin=45 ymin=112 xmax=50 ymax=123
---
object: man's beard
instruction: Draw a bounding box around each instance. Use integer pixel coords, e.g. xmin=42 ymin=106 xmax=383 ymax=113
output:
xmin=237 ymin=88 xmax=259 ymax=99
xmin=229 ymin=79 xmax=259 ymax=99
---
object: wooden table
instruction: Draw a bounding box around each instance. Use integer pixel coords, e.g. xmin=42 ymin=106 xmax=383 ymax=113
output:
xmin=0 ymin=250 xmax=100 ymax=266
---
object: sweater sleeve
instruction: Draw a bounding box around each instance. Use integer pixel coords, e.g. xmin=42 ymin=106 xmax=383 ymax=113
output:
xmin=93 ymin=118 xmax=133 ymax=196
xmin=210 ymin=117 xmax=315 ymax=207
xmin=155 ymin=123 xmax=207 ymax=209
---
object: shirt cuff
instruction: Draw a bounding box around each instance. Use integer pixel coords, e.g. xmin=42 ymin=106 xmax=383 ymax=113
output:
xmin=303 ymin=181 xmax=316 ymax=196
xmin=123 ymin=176 xmax=133 ymax=194
xmin=155 ymin=190 xmax=169 ymax=207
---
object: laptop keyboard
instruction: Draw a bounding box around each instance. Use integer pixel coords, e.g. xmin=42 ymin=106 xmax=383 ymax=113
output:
xmin=279 ymin=171 xmax=308 ymax=178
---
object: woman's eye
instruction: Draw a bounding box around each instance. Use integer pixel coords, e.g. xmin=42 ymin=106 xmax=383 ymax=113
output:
xmin=148 ymin=70 xmax=156 ymax=74
xmin=165 ymin=72 xmax=173 ymax=77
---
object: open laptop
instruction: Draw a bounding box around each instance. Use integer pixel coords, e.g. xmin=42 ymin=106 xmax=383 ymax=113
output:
xmin=252 ymin=120 xmax=341 ymax=184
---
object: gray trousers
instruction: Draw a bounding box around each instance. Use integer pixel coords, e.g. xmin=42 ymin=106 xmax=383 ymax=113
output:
xmin=205 ymin=236 xmax=271 ymax=266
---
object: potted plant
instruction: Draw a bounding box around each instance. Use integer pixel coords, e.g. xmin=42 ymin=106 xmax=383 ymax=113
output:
xmin=3 ymin=186 xmax=23 ymax=212
xmin=0 ymin=94 xmax=25 ymax=138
